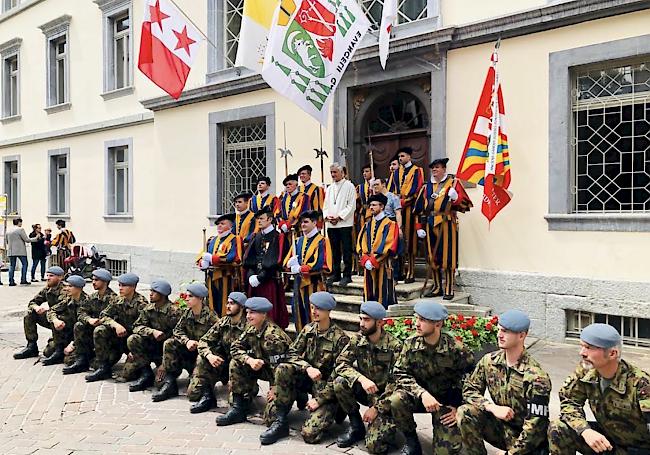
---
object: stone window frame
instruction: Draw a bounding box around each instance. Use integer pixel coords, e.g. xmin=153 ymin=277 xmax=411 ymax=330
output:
xmin=94 ymin=0 xmax=134 ymax=100
xmin=104 ymin=137 xmax=134 ymax=221
xmin=39 ymin=15 xmax=72 ymax=113
xmin=0 ymin=37 xmax=21 ymax=122
xmin=205 ymin=0 xmax=441 ymax=85
xmin=47 ymin=148 xmax=70 ymax=218
xmin=208 ymin=103 xmax=276 ymax=219
xmin=1 ymin=0 xmax=19 ymax=13
xmin=2 ymin=154 xmax=20 ymax=216
xmin=547 ymin=34 xmax=650 ymax=232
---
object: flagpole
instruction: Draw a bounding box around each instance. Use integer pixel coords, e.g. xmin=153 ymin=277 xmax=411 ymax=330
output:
xmin=167 ymin=0 xmax=220 ymax=52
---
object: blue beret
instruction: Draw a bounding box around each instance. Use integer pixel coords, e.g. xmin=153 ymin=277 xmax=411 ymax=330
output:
xmin=117 ymin=273 xmax=139 ymax=286
xmin=245 ymin=297 xmax=273 ymax=313
xmin=580 ymin=323 xmax=621 ymax=349
xmin=47 ymin=266 xmax=65 ymax=276
xmin=186 ymin=283 xmax=208 ymax=299
xmin=414 ymin=301 xmax=448 ymax=321
xmin=309 ymin=291 xmax=336 ymax=310
xmin=360 ymin=301 xmax=386 ymax=320
xmin=65 ymin=275 xmax=86 ymax=288
xmin=228 ymin=291 xmax=247 ymax=306
xmin=150 ymin=280 xmax=172 ymax=297
xmin=499 ymin=309 xmax=530 ymax=333
xmin=91 ymin=268 xmax=112 ymax=282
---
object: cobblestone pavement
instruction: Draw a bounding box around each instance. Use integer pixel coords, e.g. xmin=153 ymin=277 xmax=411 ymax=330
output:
xmin=1 ymin=280 xmax=649 ymax=455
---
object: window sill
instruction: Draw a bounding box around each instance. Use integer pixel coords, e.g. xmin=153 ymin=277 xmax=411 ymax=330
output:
xmin=44 ymin=102 xmax=71 ymax=114
xmin=103 ymin=214 xmax=133 ymax=222
xmin=101 ymin=86 xmax=134 ymax=101
xmin=206 ymin=66 xmax=255 ymax=85
xmin=0 ymin=114 xmax=21 ymax=124
xmin=545 ymin=213 xmax=650 ymax=232
xmin=47 ymin=214 xmax=70 ymax=220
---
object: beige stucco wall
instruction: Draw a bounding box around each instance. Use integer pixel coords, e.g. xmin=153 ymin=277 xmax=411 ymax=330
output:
xmin=446 ymin=9 xmax=650 ymax=282
xmin=440 ymin=0 xmax=556 ymax=27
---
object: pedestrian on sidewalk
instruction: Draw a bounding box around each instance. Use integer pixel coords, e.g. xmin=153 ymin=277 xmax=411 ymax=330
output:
xmin=29 ymin=224 xmax=47 ymax=282
xmin=7 ymin=217 xmax=40 ymax=286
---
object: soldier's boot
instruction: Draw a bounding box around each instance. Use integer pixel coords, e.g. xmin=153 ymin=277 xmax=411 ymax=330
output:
xmin=62 ymin=355 xmax=90 ymax=375
xmin=129 ymin=366 xmax=154 ymax=392
xmin=296 ymin=391 xmax=309 ymax=410
xmin=41 ymin=347 xmax=65 ymax=366
xmin=335 ymin=405 xmax=347 ymax=424
xmin=190 ymin=389 xmax=217 ymax=414
xmin=259 ymin=404 xmax=290 ymax=445
xmin=85 ymin=363 xmax=112 ymax=382
xmin=151 ymin=374 xmax=178 ymax=402
xmin=400 ymin=431 xmax=422 ymax=455
xmin=13 ymin=341 xmax=39 ymax=359
xmin=216 ymin=394 xmax=250 ymax=426
xmin=336 ymin=411 xmax=366 ymax=448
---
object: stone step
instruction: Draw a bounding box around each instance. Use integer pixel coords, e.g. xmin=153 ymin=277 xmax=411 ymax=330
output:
xmin=328 ymin=275 xmax=433 ymax=300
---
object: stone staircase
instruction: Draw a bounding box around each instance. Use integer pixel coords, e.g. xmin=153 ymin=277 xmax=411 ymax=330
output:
xmin=287 ymin=276 xmax=492 ymax=333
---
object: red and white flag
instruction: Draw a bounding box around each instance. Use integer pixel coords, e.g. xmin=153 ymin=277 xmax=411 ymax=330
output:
xmin=378 ymin=0 xmax=397 ymax=69
xmin=138 ymin=0 xmax=203 ymax=99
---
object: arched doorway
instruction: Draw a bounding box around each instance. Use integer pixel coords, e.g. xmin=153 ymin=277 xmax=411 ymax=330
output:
xmin=353 ymin=88 xmax=430 ymax=181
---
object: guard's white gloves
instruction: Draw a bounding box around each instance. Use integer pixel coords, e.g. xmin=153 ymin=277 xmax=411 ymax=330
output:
xmin=417 ymin=229 xmax=427 ymax=238
xmin=290 ymin=265 xmax=301 ymax=274
xmin=280 ymin=224 xmax=289 ymax=233
xmin=448 ymin=187 xmax=459 ymax=202
xmin=249 ymin=275 xmax=260 ymax=288
xmin=364 ymin=261 xmax=374 ymax=271
xmin=287 ymin=256 xmax=299 ymax=268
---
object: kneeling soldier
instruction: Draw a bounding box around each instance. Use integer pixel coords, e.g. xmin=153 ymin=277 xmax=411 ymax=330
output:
xmin=127 ymin=280 xmax=181 ymax=392
xmin=216 ymin=297 xmax=292 ymax=427
xmin=86 ymin=273 xmax=147 ymax=382
xmin=43 ymin=275 xmax=88 ymax=366
xmin=387 ymin=301 xmax=474 ymax=455
xmin=261 ymin=291 xmax=350 ymax=445
xmin=457 ymin=310 xmax=551 ymax=454
xmin=153 ymin=283 xmax=217 ymax=402
xmin=189 ymin=291 xmax=247 ymax=413
xmin=334 ymin=301 xmax=401 ymax=453
xmin=548 ymin=323 xmax=650 ymax=454
xmin=63 ymin=268 xmax=116 ymax=375
xmin=14 ymin=266 xmax=66 ymax=360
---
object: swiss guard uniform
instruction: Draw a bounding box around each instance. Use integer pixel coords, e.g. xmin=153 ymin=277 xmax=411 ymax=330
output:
xmin=277 ymin=173 xmax=308 ymax=242
xmin=201 ymin=214 xmax=243 ymax=316
xmin=355 ymin=173 xmax=373 ymax=227
xmin=249 ymin=176 xmax=279 ymax=216
xmin=233 ymin=192 xmax=255 ymax=246
xmin=415 ymin=158 xmax=471 ymax=300
xmin=388 ymin=147 xmax=424 ymax=283
xmin=297 ymin=165 xmax=325 ymax=213
xmin=356 ymin=194 xmax=399 ymax=309
xmin=284 ymin=211 xmax=332 ymax=331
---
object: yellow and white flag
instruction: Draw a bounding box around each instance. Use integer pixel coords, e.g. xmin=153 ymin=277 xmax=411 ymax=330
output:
xmin=235 ymin=0 xmax=279 ymax=72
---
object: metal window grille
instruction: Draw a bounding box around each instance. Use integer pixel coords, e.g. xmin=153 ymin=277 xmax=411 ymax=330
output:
xmin=224 ymin=0 xmax=244 ymax=68
xmin=573 ymin=60 xmax=650 ymax=213
xmin=221 ymin=121 xmax=267 ymax=213
xmin=361 ymin=0 xmax=428 ymax=29
xmin=105 ymin=258 xmax=128 ymax=277
xmin=566 ymin=310 xmax=650 ymax=348
xmin=112 ymin=13 xmax=131 ymax=89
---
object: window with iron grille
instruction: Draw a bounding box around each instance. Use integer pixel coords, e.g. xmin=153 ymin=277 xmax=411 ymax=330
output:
xmin=220 ymin=121 xmax=267 ymax=213
xmin=566 ymin=309 xmax=650 ymax=348
xmin=362 ymin=0 xmax=428 ymax=29
xmin=573 ymin=60 xmax=650 ymax=213
xmin=105 ymin=258 xmax=128 ymax=277
xmin=223 ymin=0 xmax=244 ymax=68
xmin=49 ymin=150 xmax=69 ymax=216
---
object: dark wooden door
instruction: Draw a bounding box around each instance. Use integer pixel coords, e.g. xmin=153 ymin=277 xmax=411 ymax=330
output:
xmin=363 ymin=129 xmax=430 ymax=180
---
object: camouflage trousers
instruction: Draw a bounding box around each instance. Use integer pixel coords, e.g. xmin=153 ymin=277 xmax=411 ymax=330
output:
xmin=228 ymin=357 xmax=273 ymax=400
xmin=50 ymin=322 xmax=74 ymax=351
xmin=73 ymin=321 xmax=96 ymax=358
xmin=388 ymin=389 xmax=462 ymax=454
xmin=127 ymin=334 xmax=163 ymax=370
xmin=93 ymin=325 xmax=129 ymax=366
xmin=457 ymin=403 xmax=548 ymax=455
xmin=161 ymin=338 xmax=201 ymax=400
xmin=188 ymin=355 xmax=229 ymax=397
xmin=23 ymin=309 xmax=51 ymax=342
xmin=548 ymin=419 xmax=628 ymax=455
xmin=333 ymin=376 xmax=397 ymax=454
xmin=272 ymin=363 xmax=339 ymax=444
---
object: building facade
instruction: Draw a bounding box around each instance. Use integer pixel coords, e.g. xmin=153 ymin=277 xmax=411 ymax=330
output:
xmin=1 ymin=0 xmax=650 ymax=346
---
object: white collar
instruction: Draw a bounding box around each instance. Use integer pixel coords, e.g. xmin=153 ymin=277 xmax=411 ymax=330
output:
xmin=262 ymin=225 xmax=275 ymax=235
xmin=236 ymin=209 xmax=249 ymax=216
xmin=303 ymin=180 xmax=312 ymax=187
xmin=218 ymin=230 xmax=231 ymax=238
xmin=290 ymin=189 xmax=299 ymax=197
xmin=432 ymin=173 xmax=448 ymax=184
xmin=259 ymin=190 xmax=269 ymax=197
xmin=374 ymin=211 xmax=386 ymax=221
xmin=306 ymin=227 xmax=319 ymax=238
xmin=404 ymin=161 xmax=413 ymax=169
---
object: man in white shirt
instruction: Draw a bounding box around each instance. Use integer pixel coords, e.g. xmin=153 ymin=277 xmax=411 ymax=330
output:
xmin=323 ymin=163 xmax=356 ymax=286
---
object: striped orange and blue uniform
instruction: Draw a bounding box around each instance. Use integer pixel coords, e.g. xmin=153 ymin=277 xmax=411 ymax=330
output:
xmin=284 ymin=233 xmax=332 ymax=331
xmin=300 ymin=182 xmax=325 ymax=213
xmin=206 ymin=232 xmax=242 ymax=316
xmin=414 ymin=175 xmax=459 ymax=296
xmin=235 ymin=210 xmax=255 ymax=245
xmin=356 ymin=215 xmax=399 ymax=308
xmin=277 ymin=191 xmax=308 ymax=237
xmin=249 ymin=193 xmax=278 ymax=215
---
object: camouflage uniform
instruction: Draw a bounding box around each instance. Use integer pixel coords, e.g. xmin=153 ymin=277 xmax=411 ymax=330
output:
xmin=190 ymin=314 xmax=247 ymax=396
xmin=383 ymin=332 xmax=474 ymax=454
xmin=162 ymin=305 xmax=217 ymax=399
xmin=229 ymin=319 xmax=292 ymax=400
xmin=23 ymin=282 xmax=64 ymax=354
xmin=334 ymin=331 xmax=401 ymax=454
xmin=94 ymin=292 xmax=148 ymax=372
xmin=73 ymin=288 xmax=117 ymax=359
xmin=47 ymin=291 xmax=88 ymax=352
xmin=127 ymin=300 xmax=181 ymax=371
xmin=548 ymin=360 xmax=650 ymax=454
xmin=457 ymin=349 xmax=552 ymax=455
xmin=272 ymin=322 xmax=350 ymax=443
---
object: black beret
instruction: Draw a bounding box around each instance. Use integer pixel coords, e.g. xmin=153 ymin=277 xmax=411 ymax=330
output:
xmin=299 ymin=210 xmax=321 ymax=222
xmin=256 ymin=176 xmax=271 ymax=185
xmin=233 ymin=191 xmax=253 ymax=202
xmin=283 ymin=174 xmax=299 ymax=185
xmin=368 ymin=193 xmax=388 ymax=206
xmin=397 ymin=147 xmax=413 ymax=156
xmin=297 ymin=165 xmax=313 ymax=174
xmin=254 ymin=205 xmax=274 ymax=219
xmin=215 ymin=213 xmax=236 ymax=224
xmin=429 ymin=158 xmax=450 ymax=168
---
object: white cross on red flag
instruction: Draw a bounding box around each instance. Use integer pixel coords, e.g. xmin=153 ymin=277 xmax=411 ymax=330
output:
xmin=138 ymin=0 xmax=203 ymax=99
